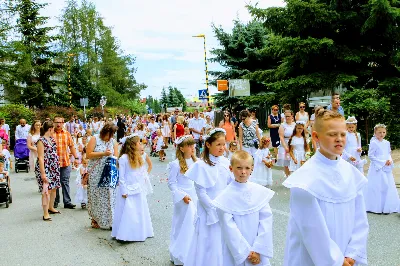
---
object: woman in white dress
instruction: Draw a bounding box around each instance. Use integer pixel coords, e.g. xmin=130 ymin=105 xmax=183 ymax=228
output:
xmin=277 ymin=110 xmax=296 ymax=177
xmin=112 ymin=135 xmax=154 ymax=241
xmin=288 ymin=121 xmax=310 ymax=173
xmin=295 ymin=102 xmax=309 ymax=135
xmin=185 ymin=129 xmax=232 ymax=266
xmin=27 ymin=120 xmax=41 ymax=171
xmin=364 ymin=124 xmax=400 ymax=214
xmin=342 ymin=116 xmax=366 ymax=173
xmin=168 ymin=135 xmax=198 ymax=265
xmin=161 ymin=114 xmax=171 ymax=147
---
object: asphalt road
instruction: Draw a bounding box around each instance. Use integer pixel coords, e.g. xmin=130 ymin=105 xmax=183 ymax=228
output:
xmin=1 ymin=147 xmax=400 ymax=266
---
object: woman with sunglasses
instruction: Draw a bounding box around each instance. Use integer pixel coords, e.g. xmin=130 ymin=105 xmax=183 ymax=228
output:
xmin=238 ymin=110 xmax=261 ymax=156
xmin=267 ymin=105 xmax=281 ymax=156
xmin=295 ymin=102 xmax=310 ymax=135
xmin=219 ymin=111 xmax=237 ymax=154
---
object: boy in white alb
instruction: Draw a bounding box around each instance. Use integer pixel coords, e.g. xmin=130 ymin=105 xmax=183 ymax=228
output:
xmin=283 ymin=109 xmax=369 ymax=266
xmin=213 ymin=150 xmax=274 ymax=266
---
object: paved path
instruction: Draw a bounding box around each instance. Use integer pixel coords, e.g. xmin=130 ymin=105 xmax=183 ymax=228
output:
xmin=1 ymin=147 xmax=400 ymax=265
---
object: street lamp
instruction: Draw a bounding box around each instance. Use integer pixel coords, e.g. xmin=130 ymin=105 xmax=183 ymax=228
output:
xmin=67 ymin=53 xmax=77 ymax=108
xmin=100 ymin=96 xmax=107 ymax=115
xmin=192 ymin=34 xmax=210 ymax=106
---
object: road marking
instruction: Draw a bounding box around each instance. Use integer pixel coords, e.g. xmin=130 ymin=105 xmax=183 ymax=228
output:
xmin=271 ymin=208 xmax=290 ymax=217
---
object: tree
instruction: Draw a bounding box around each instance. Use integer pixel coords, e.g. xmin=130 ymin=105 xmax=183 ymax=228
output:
xmin=168 ymin=86 xmax=180 ymax=107
xmin=7 ymin=0 xmax=63 ymax=107
xmin=160 ymin=87 xmax=168 ymax=110
xmin=173 ymin=87 xmax=187 ymax=111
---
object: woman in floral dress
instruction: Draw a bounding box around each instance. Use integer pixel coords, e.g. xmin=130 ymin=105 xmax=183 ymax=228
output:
xmin=35 ymin=121 xmax=61 ymax=221
xmin=86 ymin=122 xmax=119 ymax=229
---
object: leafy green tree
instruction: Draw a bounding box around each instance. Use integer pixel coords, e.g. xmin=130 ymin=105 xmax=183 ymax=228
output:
xmin=173 ymin=87 xmax=187 ymax=111
xmin=152 ymin=98 xmax=161 ymax=114
xmin=168 ymin=86 xmax=180 ymax=107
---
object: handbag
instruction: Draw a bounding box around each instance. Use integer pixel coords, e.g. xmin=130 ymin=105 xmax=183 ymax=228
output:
xmin=98 ymin=156 xmax=119 ymax=189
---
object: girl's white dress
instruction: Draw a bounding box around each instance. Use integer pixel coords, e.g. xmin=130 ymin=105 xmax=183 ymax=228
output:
xmin=251 ymin=148 xmax=272 ymax=186
xmin=365 ymin=139 xmax=400 ymax=214
xmin=161 ymin=120 xmax=171 ymax=137
xmin=185 ymin=155 xmax=232 ymax=266
xmin=167 ymin=158 xmax=198 ymax=265
xmin=342 ymin=132 xmax=366 ymax=173
xmin=155 ymin=136 xmax=164 ymax=152
xmin=75 ymin=166 xmax=88 ymax=204
xmin=289 ymin=136 xmax=306 ymax=172
xmin=277 ymin=122 xmax=295 ymax=167
xmin=111 ymin=154 xmax=154 ymax=241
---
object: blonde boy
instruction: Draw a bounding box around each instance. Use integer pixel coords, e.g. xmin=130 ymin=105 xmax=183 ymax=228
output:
xmin=213 ymin=150 xmax=274 ymax=265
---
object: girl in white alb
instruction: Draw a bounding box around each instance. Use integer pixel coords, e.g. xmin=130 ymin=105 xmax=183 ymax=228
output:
xmin=364 ymin=124 xmax=400 ymax=214
xmin=75 ymin=159 xmax=88 ymax=208
xmin=277 ymin=111 xmax=296 ymax=177
xmin=288 ymin=121 xmax=309 ymax=173
xmin=185 ymin=128 xmax=232 ymax=266
xmin=112 ymin=135 xmax=154 ymax=241
xmin=251 ymin=137 xmax=273 ymax=186
xmin=167 ymin=135 xmax=198 ymax=265
xmin=342 ymin=117 xmax=366 ymax=173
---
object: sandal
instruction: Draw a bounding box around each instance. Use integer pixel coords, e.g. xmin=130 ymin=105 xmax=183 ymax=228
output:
xmin=43 ymin=216 xmax=52 ymax=221
xmin=91 ymin=219 xmax=100 ymax=229
xmin=49 ymin=210 xmax=61 ymax=214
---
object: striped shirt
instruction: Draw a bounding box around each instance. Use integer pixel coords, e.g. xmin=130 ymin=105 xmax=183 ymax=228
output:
xmin=54 ymin=129 xmax=73 ymax=167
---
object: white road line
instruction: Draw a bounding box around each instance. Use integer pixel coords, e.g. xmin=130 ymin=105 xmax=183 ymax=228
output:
xmin=271 ymin=208 xmax=290 ymax=217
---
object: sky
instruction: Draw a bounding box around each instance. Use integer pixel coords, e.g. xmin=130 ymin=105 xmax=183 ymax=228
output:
xmin=38 ymin=0 xmax=285 ymax=100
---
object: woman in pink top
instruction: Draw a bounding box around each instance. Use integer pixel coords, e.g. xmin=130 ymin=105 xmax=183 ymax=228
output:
xmin=219 ymin=111 xmax=237 ymax=154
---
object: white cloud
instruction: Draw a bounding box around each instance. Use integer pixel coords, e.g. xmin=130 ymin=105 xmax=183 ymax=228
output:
xmin=38 ymin=0 xmax=285 ymax=99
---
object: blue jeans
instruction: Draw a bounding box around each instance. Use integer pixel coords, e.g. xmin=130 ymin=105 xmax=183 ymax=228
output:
xmin=55 ymin=166 xmax=72 ymax=205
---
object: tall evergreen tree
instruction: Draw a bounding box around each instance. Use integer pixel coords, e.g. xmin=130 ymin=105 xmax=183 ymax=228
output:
xmin=160 ymin=87 xmax=168 ymax=110
xmin=167 ymin=86 xmax=180 ymax=107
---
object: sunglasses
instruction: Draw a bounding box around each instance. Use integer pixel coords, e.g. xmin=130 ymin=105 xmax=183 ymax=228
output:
xmin=300 ymin=106 xmax=305 ymax=109
xmin=285 ymin=116 xmax=291 ymax=118
xmin=273 ymin=109 xmax=278 ymax=111
xmin=224 ymin=115 xmax=229 ymax=117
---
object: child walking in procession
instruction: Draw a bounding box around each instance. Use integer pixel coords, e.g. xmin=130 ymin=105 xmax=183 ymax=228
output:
xmin=283 ymin=109 xmax=369 ymax=266
xmin=167 ymin=135 xmax=198 ymax=265
xmin=112 ymin=135 xmax=154 ymax=241
xmin=140 ymin=144 xmax=153 ymax=196
xmin=75 ymin=159 xmax=88 ymax=209
xmin=185 ymin=128 xmax=232 ymax=266
xmin=288 ymin=121 xmax=310 ymax=174
xmin=251 ymin=136 xmax=273 ymax=186
xmin=214 ymin=150 xmax=274 ymax=266
xmin=226 ymin=141 xmax=238 ymax=160
xmin=365 ymin=124 xmax=400 ymax=214
xmin=342 ymin=116 xmax=366 ymax=173
xmin=154 ymin=129 xmax=166 ymax=161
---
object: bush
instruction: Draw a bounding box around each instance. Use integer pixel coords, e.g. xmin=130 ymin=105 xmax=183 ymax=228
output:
xmin=35 ymin=106 xmax=77 ymax=121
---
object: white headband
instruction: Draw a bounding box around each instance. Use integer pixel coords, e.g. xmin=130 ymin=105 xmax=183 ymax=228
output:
xmin=296 ymin=121 xmax=305 ymax=125
xmin=120 ymin=133 xmax=139 ymax=145
xmin=204 ymin=128 xmax=226 ymax=141
xmin=346 ymin=116 xmax=358 ymax=124
xmin=374 ymin=124 xmax=386 ymax=129
xmin=175 ymin=135 xmax=193 ymax=145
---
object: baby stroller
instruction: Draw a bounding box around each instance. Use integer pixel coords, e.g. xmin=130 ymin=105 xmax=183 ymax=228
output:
xmin=0 ymin=175 xmax=12 ymax=208
xmin=14 ymin=139 xmax=30 ymax=173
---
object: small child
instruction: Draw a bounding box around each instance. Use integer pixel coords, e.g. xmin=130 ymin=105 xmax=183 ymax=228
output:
xmin=364 ymin=124 xmax=399 ymax=214
xmin=112 ymin=135 xmax=154 ymax=241
xmin=185 ymin=128 xmax=232 ymax=266
xmin=184 ymin=126 xmax=190 ymax=136
xmin=283 ymin=109 xmax=368 ymax=266
xmin=0 ymin=161 xmax=10 ymax=187
xmin=75 ymin=159 xmax=88 ymax=209
xmin=168 ymin=135 xmax=198 ymax=265
xmin=342 ymin=116 xmax=366 ymax=173
xmin=213 ymin=150 xmax=274 ymax=265
xmin=140 ymin=143 xmax=153 ymax=195
xmin=154 ymin=129 xmax=166 ymax=161
xmin=288 ymin=121 xmax=310 ymax=173
xmin=251 ymin=136 xmax=273 ymax=186
xmin=2 ymin=140 xmax=12 ymax=171
xmin=227 ymin=141 xmax=238 ymax=160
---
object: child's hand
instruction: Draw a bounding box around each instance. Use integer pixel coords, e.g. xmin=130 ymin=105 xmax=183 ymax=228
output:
xmin=183 ymin=195 xmax=191 ymax=204
xmin=122 ymin=194 xmax=128 ymax=198
xmin=342 ymin=258 xmax=351 ymax=266
xmin=248 ymin=251 xmax=261 ymax=265
xmin=294 ymin=159 xmax=298 ymax=165
xmin=357 ymin=148 xmax=362 ymax=153
xmin=349 ymin=157 xmax=356 ymax=162
xmin=385 ymin=160 xmax=392 ymax=166
xmin=345 ymin=257 xmax=355 ymax=266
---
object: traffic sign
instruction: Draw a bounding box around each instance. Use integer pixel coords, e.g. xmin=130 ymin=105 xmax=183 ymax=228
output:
xmin=198 ymin=89 xmax=208 ymax=100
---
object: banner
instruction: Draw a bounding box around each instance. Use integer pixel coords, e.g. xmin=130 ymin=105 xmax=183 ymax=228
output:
xmin=229 ymin=79 xmax=250 ymax=97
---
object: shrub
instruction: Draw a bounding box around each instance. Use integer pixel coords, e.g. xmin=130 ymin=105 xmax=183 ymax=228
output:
xmin=35 ymin=106 xmax=77 ymax=121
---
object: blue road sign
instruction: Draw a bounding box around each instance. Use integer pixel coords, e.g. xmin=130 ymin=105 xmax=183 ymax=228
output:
xmin=198 ymin=89 xmax=208 ymax=100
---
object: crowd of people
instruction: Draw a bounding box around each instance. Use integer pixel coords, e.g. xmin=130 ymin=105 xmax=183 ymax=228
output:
xmin=5 ymin=91 xmax=400 ymax=266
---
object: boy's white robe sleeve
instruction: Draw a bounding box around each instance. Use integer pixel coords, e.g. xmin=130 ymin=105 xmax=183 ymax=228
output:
xmin=252 ymin=204 xmax=273 ymax=260
xmin=291 ymin=188 xmax=344 ymax=266
xmin=344 ymin=191 xmax=368 ymax=265
xmin=167 ymin=162 xmax=188 ymax=204
xmin=118 ymin=156 xmax=128 ymax=196
xmin=196 ymin=184 xmax=218 ymax=225
xmin=217 ymin=210 xmax=251 ymax=265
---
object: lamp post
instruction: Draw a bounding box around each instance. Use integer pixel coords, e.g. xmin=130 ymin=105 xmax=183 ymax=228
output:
xmin=192 ymin=34 xmax=210 ymax=106
xmin=67 ymin=53 xmax=76 ymax=108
